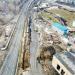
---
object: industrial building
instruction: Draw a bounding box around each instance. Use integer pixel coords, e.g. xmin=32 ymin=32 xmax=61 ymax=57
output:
xmin=52 ymin=52 xmax=75 ymax=75
xmin=52 ymin=22 xmax=69 ymax=35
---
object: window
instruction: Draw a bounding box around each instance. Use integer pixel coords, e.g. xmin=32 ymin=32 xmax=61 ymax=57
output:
xmin=57 ymin=64 xmax=60 ymax=70
xmin=61 ymin=69 xmax=65 ymax=75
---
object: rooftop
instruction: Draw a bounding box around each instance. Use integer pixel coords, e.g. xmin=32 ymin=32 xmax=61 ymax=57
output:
xmin=55 ymin=51 xmax=75 ymax=74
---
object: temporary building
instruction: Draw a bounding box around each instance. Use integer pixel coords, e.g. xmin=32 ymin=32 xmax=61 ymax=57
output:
xmin=52 ymin=22 xmax=69 ymax=35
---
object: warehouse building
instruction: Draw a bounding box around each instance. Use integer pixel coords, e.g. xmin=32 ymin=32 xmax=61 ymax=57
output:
xmin=52 ymin=22 xmax=69 ymax=35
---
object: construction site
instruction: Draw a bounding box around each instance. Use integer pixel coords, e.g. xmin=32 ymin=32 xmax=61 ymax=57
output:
xmin=29 ymin=1 xmax=75 ymax=75
xmin=17 ymin=1 xmax=75 ymax=75
xmin=0 ymin=0 xmax=75 ymax=75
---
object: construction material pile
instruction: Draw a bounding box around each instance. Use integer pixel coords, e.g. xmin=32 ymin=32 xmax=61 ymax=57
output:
xmin=37 ymin=46 xmax=59 ymax=75
xmin=40 ymin=31 xmax=61 ymax=47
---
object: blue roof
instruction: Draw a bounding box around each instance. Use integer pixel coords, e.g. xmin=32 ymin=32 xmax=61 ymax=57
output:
xmin=52 ymin=22 xmax=68 ymax=32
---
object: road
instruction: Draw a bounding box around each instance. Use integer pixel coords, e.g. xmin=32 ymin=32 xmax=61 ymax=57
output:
xmin=29 ymin=19 xmax=44 ymax=75
xmin=0 ymin=0 xmax=36 ymax=75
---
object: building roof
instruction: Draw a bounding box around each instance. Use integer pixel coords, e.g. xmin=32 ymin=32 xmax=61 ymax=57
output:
xmin=54 ymin=51 xmax=75 ymax=74
xmin=52 ymin=22 xmax=68 ymax=32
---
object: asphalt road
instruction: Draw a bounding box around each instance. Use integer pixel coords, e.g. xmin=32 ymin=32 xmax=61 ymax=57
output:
xmin=0 ymin=0 xmax=35 ymax=75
